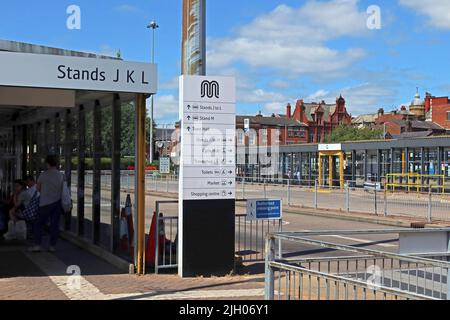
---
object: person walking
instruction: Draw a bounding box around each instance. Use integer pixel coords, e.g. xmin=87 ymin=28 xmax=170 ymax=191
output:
xmin=29 ymin=155 xmax=64 ymax=253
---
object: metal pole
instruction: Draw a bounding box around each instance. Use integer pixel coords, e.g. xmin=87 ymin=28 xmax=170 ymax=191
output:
xmin=136 ymin=94 xmax=147 ymax=275
xmin=265 ymin=235 xmax=275 ymax=300
xmin=287 ymin=178 xmax=291 ymax=206
xmin=155 ymin=203 xmax=160 ymax=274
xmin=428 ymin=186 xmax=432 ymax=223
xmin=242 ymin=176 xmax=245 ymax=199
xmin=345 ymin=182 xmax=349 ymax=213
xmin=374 ymin=188 xmax=378 ymax=215
xmin=264 ymin=179 xmax=267 ymax=198
xmin=314 ymin=179 xmax=318 ymax=209
xmin=384 ymin=188 xmax=388 ymax=217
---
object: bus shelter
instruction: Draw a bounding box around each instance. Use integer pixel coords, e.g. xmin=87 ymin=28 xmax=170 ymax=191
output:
xmin=0 ymin=40 xmax=157 ymax=274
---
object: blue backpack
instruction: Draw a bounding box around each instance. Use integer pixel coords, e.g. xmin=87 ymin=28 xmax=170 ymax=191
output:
xmin=22 ymin=191 xmax=40 ymax=222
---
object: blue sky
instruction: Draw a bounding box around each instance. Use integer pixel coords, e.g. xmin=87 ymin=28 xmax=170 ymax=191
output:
xmin=1 ymin=0 xmax=450 ymax=126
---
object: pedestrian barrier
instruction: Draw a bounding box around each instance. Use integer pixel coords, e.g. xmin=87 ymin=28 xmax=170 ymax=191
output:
xmin=151 ymin=199 xmax=283 ymax=274
xmin=264 ymin=229 xmax=450 ymax=300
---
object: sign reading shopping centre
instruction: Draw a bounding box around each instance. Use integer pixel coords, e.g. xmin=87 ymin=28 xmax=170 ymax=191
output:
xmin=179 ymin=75 xmax=236 ymax=201
xmin=0 ymin=51 xmax=157 ymax=94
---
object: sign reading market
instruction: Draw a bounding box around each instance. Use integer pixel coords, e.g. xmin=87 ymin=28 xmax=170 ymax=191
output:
xmin=0 ymin=51 xmax=157 ymax=94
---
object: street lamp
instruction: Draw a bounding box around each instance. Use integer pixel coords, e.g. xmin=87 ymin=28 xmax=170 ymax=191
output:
xmin=147 ymin=20 xmax=159 ymax=163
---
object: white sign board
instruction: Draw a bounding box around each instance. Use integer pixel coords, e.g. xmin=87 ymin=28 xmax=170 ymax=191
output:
xmin=0 ymin=51 xmax=157 ymax=94
xmin=244 ymin=118 xmax=250 ymax=133
xmin=318 ymin=144 xmax=342 ymax=152
xmin=159 ymin=157 xmax=171 ymax=174
xmin=179 ymin=75 xmax=236 ymax=200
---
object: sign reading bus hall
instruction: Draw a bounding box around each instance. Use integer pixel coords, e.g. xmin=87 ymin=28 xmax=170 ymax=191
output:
xmin=0 ymin=51 xmax=157 ymax=94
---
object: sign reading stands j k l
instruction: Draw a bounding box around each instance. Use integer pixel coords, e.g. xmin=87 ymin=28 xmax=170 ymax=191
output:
xmin=0 ymin=51 xmax=157 ymax=94
xmin=246 ymin=199 xmax=282 ymax=220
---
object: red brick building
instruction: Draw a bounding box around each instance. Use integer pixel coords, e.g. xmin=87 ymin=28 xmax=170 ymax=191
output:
xmin=425 ymin=93 xmax=450 ymax=131
xmin=289 ymin=95 xmax=352 ymax=143
xmin=236 ymin=95 xmax=353 ymax=145
xmin=236 ymin=114 xmax=308 ymax=146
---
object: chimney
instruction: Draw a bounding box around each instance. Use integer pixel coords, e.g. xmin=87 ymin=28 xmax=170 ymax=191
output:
xmin=407 ymin=120 xmax=413 ymax=132
xmin=295 ymin=99 xmax=304 ymax=121
xmin=424 ymin=94 xmax=432 ymax=113
xmin=286 ymin=103 xmax=292 ymax=119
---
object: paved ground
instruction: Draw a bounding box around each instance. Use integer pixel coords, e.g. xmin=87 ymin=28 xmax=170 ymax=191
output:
xmin=0 ymin=237 xmax=266 ymax=300
xmin=0 ymin=197 xmax=407 ymax=300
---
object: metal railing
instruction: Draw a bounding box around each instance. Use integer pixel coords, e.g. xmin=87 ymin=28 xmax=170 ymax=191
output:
xmin=265 ymin=229 xmax=450 ymax=300
xmin=153 ymin=199 xmax=283 ymax=274
xmin=154 ymin=200 xmax=179 ymax=274
xmin=78 ymin=171 xmax=450 ymax=222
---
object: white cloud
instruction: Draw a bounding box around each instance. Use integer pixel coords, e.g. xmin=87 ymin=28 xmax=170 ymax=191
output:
xmin=114 ymin=4 xmax=140 ymax=13
xmin=239 ymin=88 xmax=287 ymax=104
xmin=160 ymin=77 xmax=179 ymax=90
xmin=305 ymin=82 xmax=397 ymax=115
xmin=270 ymin=79 xmax=291 ymax=89
xmin=399 ymin=0 xmax=450 ymax=29
xmin=307 ymin=89 xmax=330 ymax=101
xmin=148 ymin=95 xmax=179 ymax=123
xmin=207 ymin=0 xmax=368 ymax=75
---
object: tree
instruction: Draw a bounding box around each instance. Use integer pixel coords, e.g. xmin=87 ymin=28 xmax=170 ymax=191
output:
xmin=325 ymin=124 xmax=384 ymax=143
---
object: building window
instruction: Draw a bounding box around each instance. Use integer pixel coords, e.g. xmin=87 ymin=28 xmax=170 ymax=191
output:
xmin=288 ymin=127 xmax=306 ymax=138
xmin=447 ymin=111 xmax=450 ymax=121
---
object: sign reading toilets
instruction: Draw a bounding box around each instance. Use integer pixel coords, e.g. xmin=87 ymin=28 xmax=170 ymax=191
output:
xmin=0 ymin=51 xmax=157 ymax=94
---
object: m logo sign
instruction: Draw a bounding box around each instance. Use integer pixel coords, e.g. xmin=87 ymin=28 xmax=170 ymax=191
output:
xmin=201 ymin=80 xmax=220 ymax=98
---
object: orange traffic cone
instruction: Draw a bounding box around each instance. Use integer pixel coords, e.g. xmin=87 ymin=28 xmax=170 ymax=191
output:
xmin=145 ymin=212 xmax=167 ymax=266
xmin=145 ymin=211 xmax=158 ymax=266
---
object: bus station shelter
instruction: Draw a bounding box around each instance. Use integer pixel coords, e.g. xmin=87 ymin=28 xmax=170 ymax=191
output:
xmin=0 ymin=40 xmax=157 ymax=274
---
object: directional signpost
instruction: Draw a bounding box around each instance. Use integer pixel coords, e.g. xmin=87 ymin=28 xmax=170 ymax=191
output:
xmin=179 ymin=75 xmax=236 ymax=277
xmin=159 ymin=157 xmax=171 ymax=174
xmin=246 ymin=199 xmax=282 ymax=220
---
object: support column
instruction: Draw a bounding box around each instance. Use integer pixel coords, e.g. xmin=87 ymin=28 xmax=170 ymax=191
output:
xmin=351 ymin=150 xmax=356 ymax=185
xmin=328 ymin=155 xmax=333 ymax=189
xmin=308 ymin=152 xmax=312 ymax=185
xmin=299 ymin=152 xmax=303 ymax=183
xmin=77 ymin=105 xmax=86 ymax=236
xmin=339 ymin=152 xmax=344 ymax=190
xmin=21 ymin=125 xmax=27 ymax=178
xmin=54 ymin=113 xmax=61 ymax=157
xmin=92 ymin=100 xmax=102 ymax=244
xmin=64 ymin=109 xmax=73 ymax=231
xmin=135 ymin=94 xmax=147 ymax=274
xmin=111 ymin=94 xmax=122 ymax=253
xmin=377 ymin=149 xmax=382 ymax=182
xmin=364 ymin=149 xmax=368 ymax=181
xmin=29 ymin=124 xmax=35 ymax=179
xmin=318 ymin=154 xmax=322 ymax=187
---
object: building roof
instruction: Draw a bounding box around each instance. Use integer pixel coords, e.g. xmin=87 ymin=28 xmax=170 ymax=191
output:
xmin=236 ymin=115 xmax=308 ymax=127
xmin=0 ymin=39 xmax=119 ymax=60
xmin=388 ymin=120 xmax=444 ymax=131
xmin=302 ymin=103 xmax=336 ymax=122
xmin=352 ymin=114 xmax=377 ymax=124
xmin=391 ymin=131 xmax=436 ymax=139
xmin=154 ymin=128 xmax=175 ymax=141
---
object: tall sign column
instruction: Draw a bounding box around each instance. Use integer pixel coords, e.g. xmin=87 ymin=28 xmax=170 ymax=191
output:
xmin=179 ymin=75 xmax=236 ymax=277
